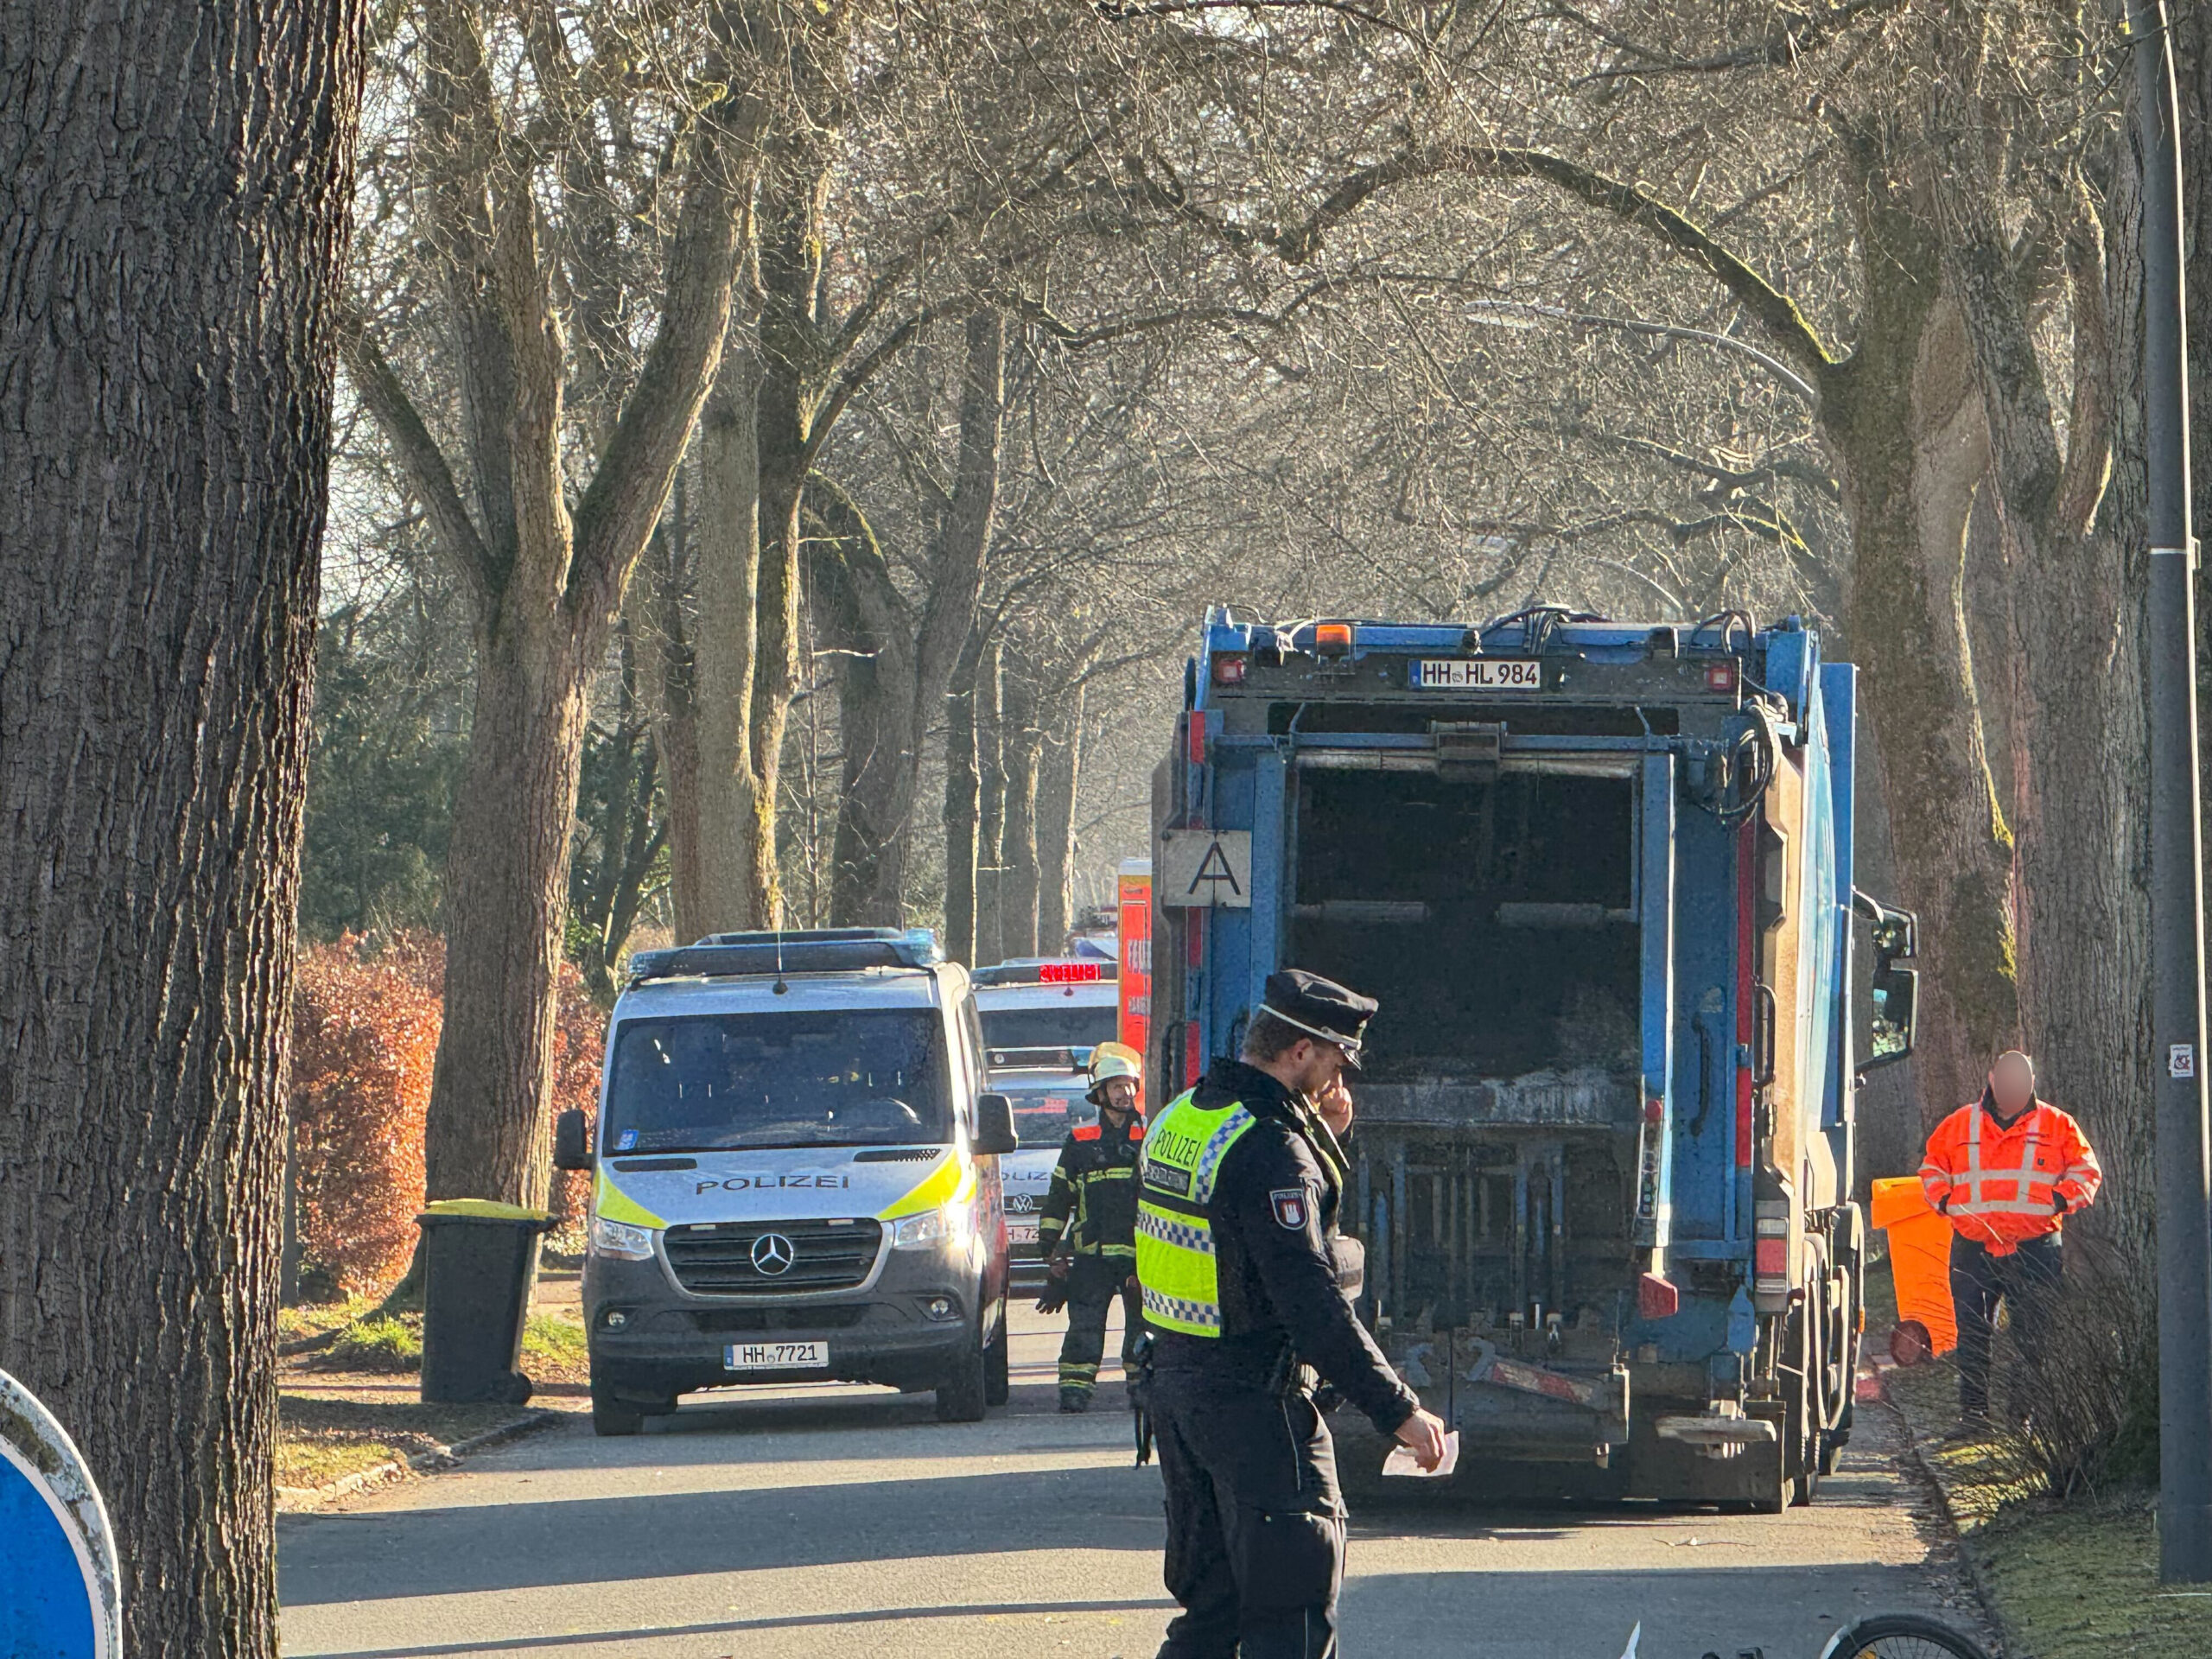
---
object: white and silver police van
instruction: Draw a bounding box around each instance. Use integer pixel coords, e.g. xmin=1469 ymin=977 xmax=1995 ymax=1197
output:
xmin=554 ymin=929 xmax=1016 ymax=1435
xmin=970 ymin=957 xmax=1120 ymax=1274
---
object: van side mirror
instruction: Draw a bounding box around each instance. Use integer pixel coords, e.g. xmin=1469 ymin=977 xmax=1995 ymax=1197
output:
xmin=973 ymin=1092 xmax=1019 ymax=1157
xmin=1853 ymin=891 xmax=1919 ymax=1074
xmin=553 ymin=1109 xmax=594 ymax=1171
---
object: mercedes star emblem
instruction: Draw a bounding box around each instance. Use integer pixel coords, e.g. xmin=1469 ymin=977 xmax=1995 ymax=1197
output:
xmin=750 ymin=1232 xmax=796 ymax=1275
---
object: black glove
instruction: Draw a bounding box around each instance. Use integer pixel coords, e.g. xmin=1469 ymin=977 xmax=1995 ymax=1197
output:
xmin=1036 ymin=1254 xmax=1071 ymax=1315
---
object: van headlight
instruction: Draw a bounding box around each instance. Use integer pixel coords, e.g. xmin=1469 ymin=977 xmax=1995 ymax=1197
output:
xmin=589 ymin=1217 xmax=658 ymax=1261
xmin=892 ymin=1203 xmax=971 ymax=1250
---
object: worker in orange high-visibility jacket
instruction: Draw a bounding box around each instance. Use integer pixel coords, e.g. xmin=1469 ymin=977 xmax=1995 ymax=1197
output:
xmin=1918 ymin=1049 xmax=2101 ymax=1423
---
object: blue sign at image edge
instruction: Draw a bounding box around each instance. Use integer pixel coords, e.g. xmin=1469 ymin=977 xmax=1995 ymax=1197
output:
xmin=0 ymin=1369 xmax=121 ymax=1659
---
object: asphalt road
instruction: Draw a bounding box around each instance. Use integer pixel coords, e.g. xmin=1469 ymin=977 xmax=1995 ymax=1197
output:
xmin=280 ymin=1305 xmax=1988 ymax=1659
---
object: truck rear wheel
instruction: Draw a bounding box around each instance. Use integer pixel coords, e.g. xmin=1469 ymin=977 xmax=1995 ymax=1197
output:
xmin=1788 ymin=1302 xmax=1820 ymax=1507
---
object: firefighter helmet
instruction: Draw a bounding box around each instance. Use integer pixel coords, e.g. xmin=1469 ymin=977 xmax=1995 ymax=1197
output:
xmin=1087 ymin=1040 xmax=1144 ymax=1107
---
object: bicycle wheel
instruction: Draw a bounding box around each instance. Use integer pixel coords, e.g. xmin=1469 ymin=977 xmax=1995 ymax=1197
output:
xmin=1820 ymin=1612 xmax=1994 ymax=1659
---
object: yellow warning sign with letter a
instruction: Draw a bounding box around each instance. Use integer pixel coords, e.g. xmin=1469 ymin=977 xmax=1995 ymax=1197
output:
xmin=1160 ymin=830 xmax=1252 ymax=908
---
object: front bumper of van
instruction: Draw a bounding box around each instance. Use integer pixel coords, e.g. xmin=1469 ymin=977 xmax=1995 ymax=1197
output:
xmin=582 ymin=1240 xmax=987 ymax=1402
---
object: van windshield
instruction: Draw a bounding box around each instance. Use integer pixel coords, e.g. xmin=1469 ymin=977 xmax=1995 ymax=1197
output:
xmin=602 ymin=1008 xmax=950 ymax=1153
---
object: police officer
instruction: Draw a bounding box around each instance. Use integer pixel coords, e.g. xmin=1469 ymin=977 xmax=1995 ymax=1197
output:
xmin=1037 ymin=1041 xmax=1148 ymax=1412
xmin=1136 ymin=970 xmax=1447 ymax=1659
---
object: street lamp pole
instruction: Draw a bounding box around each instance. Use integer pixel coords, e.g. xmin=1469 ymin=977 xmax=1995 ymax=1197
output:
xmin=2131 ymin=0 xmax=2212 ymax=1586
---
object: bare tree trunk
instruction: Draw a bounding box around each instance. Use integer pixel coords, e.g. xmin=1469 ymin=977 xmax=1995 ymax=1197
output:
xmin=689 ymin=340 xmax=770 ymax=933
xmin=570 ymin=626 xmax=666 ymax=1004
xmin=1822 ymin=167 xmax=2019 ymax=1127
xmin=347 ymin=29 xmax=757 ymax=1199
xmin=639 ymin=515 xmax=712 ymax=945
xmin=0 ymin=0 xmax=364 ymax=1648
xmin=863 ymin=310 xmax=1007 ymax=918
xmin=1946 ymin=222 xmax=2140 ymax=1214
xmin=428 ymin=633 xmax=589 ymax=1205
xmin=975 ymin=638 xmax=1008 ymax=965
xmin=944 ymin=630 xmax=985 ymax=963
xmin=1960 ymin=492 xmax=2015 ymax=813
xmin=1000 ymin=660 xmax=1045 ymax=958
xmin=1035 ymin=685 xmax=1086 ymax=950
xmin=807 ymin=489 xmax=901 ymax=925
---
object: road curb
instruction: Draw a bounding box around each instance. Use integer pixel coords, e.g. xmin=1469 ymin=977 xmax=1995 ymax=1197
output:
xmin=1872 ymin=1356 xmax=2018 ymax=1658
xmin=276 ymin=1408 xmax=564 ymax=1513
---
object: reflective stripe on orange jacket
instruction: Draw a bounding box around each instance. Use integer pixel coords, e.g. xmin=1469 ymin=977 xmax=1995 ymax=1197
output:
xmin=1918 ymin=1095 xmax=2101 ymax=1255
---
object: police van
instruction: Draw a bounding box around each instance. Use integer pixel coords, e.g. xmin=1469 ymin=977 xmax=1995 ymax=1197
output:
xmin=970 ymin=957 xmax=1120 ymax=1271
xmin=553 ymin=929 xmax=1017 ymax=1435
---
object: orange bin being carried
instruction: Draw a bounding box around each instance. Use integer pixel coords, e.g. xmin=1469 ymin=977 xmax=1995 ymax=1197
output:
xmin=1871 ymin=1176 xmax=1956 ymax=1364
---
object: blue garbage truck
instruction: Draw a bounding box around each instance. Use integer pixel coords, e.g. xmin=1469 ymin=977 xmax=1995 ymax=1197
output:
xmin=1147 ymin=607 xmax=1918 ymax=1510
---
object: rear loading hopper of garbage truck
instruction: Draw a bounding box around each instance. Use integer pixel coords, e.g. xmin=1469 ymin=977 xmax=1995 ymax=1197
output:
xmin=1149 ymin=609 xmax=1918 ymax=1509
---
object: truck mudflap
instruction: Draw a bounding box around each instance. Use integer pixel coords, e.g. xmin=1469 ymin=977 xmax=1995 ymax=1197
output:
xmin=1449 ymin=1338 xmax=1631 ymax=1461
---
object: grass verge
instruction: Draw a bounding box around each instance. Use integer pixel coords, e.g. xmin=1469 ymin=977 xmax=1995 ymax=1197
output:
xmin=276 ymin=1299 xmax=588 ymax=1497
xmin=296 ymin=1305 xmax=588 ymax=1382
xmin=1869 ymin=1248 xmax=2212 ymax=1657
xmin=276 ymin=1395 xmax=544 ymax=1494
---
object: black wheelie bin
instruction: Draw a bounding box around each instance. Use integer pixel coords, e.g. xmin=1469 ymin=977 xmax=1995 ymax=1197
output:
xmin=417 ymin=1199 xmax=550 ymax=1405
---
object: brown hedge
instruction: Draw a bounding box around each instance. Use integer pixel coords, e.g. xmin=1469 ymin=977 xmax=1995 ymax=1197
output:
xmin=289 ymin=933 xmax=603 ymax=1293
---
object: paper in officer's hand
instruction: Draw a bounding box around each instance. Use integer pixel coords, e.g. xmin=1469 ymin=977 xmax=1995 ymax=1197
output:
xmin=1381 ymin=1429 xmax=1460 ymax=1478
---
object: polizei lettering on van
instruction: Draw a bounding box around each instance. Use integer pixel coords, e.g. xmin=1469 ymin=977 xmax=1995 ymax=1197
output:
xmin=692 ymin=1173 xmax=855 ymax=1195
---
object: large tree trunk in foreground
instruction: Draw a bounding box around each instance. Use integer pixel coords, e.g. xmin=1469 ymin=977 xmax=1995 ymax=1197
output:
xmin=0 ymin=0 xmax=364 ymax=1649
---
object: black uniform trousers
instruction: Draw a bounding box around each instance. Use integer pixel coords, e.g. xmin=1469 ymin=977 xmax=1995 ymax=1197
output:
xmin=1151 ymin=1368 xmax=1347 ymax=1659
xmin=1950 ymin=1231 xmax=2063 ymax=1417
xmin=1058 ymin=1256 xmax=1145 ymax=1395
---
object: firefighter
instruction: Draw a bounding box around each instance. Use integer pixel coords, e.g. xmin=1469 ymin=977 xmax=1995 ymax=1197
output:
xmin=1136 ymin=969 xmax=1447 ymax=1659
xmin=1919 ymin=1048 xmax=2102 ymax=1423
xmin=1037 ymin=1040 xmax=1147 ymax=1412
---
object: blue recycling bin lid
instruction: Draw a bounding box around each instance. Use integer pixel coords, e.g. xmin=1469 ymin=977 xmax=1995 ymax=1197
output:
xmin=0 ymin=1369 xmax=122 ymax=1658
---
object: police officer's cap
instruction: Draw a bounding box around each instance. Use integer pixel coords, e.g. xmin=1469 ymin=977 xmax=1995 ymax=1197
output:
xmin=1259 ymin=969 xmax=1376 ymax=1068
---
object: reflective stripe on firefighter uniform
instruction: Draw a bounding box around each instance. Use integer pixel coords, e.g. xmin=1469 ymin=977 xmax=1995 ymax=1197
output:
xmin=1135 ymin=1092 xmax=1258 ymax=1336
xmin=1039 ymin=1113 xmax=1147 ymax=1396
xmin=1037 ymin=1118 xmax=1145 ymax=1263
xmin=1918 ymin=1096 xmax=2101 ymax=1255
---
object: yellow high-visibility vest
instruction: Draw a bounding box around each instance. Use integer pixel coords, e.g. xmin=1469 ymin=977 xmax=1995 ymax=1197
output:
xmin=1135 ymin=1090 xmax=1260 ymax=1336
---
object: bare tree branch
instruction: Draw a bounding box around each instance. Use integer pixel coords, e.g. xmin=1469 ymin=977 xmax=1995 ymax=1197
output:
xmin=338 ymin=313 xmax=498 ymax=603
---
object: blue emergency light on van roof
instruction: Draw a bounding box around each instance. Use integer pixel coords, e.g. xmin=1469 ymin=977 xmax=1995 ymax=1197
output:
xmin=626 ymin=927 xmax=943 ymax=983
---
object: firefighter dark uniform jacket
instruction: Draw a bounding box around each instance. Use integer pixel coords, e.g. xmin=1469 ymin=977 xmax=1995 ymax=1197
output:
xmin=1136 ymin=1058 xmax=1418 ymax=1436
xmin=1037 ymin=1112 xmax=1143 ymax=1264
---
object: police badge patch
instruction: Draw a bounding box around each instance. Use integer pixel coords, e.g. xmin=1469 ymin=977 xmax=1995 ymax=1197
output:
xmin=1270 ymin=1187 xmax=1309 ymax=1230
